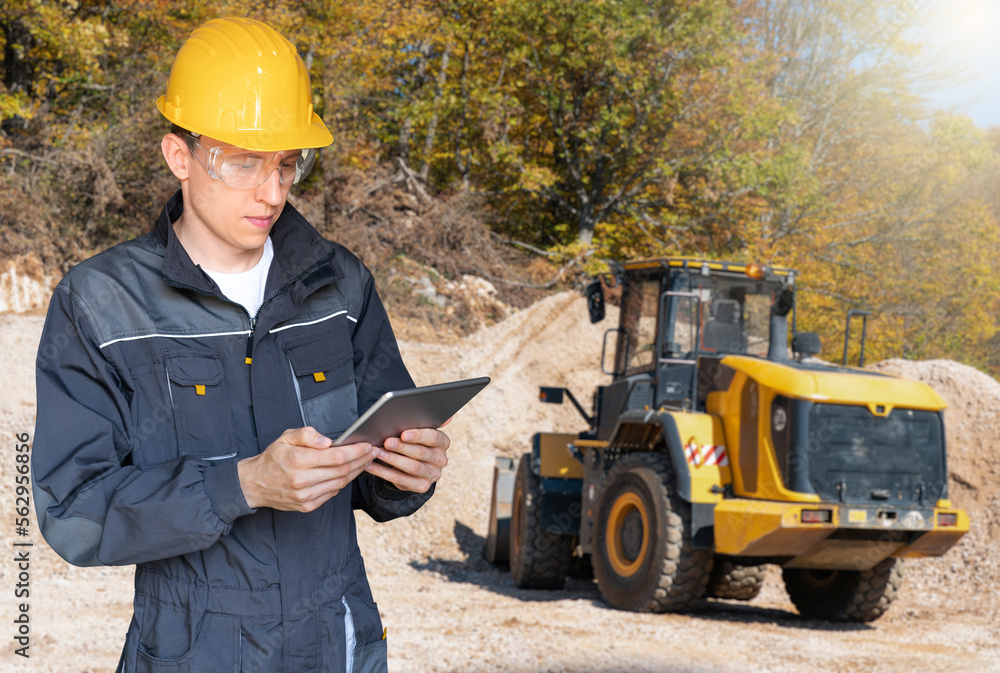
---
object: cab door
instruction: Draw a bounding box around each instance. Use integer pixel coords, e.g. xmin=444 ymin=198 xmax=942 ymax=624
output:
xmin=596 ymin=269 xmax=665 ymax=439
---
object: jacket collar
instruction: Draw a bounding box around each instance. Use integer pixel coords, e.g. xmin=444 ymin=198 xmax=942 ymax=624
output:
xmin=155 ymin=190 xmax=343 ymax=297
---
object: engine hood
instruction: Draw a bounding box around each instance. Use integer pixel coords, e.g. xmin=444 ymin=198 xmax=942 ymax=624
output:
xmin=720 ymin=355 xmax=947 ymax=412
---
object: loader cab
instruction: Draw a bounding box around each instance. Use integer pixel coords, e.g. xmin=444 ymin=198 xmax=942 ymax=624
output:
xmin=595 ymin=259 xmax=796 ymax=440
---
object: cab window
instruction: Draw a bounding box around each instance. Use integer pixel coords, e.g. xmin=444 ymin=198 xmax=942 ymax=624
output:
xmin=616 ymin=274 xmax=662 ymax=375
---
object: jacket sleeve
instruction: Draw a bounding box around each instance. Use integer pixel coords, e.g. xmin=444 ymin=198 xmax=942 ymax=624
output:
xmin=31 ymin=287 xmax=254 ymax=567
xmin=348 ymin=265 xmax=436 ymax=521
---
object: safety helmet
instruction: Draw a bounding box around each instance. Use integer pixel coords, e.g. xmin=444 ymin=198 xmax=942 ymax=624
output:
xmin=156 ymin=17 xmax=332 ymax=151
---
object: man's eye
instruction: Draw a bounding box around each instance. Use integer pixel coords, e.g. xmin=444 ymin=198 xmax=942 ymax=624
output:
xmin=231 ymin=155 xmax=263 ymax=170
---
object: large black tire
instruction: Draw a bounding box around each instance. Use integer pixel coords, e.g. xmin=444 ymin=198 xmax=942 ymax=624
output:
xmin=592 ymin=452 xmax=713 ymax=613
xmin=783 ymin=558 xmax=904 ymax=622
xmin=707 ymin=559 xmax=767 ymax=601
xmin=509 ymin=453 xmax=573 ymax=590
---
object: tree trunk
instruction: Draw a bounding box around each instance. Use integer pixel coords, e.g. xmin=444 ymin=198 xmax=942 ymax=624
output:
xmin=454 ymin=44 xmax=472 ymax=192
xmin=577 ymin=211 xmax=595 ymax=245
xmin=321 ymin=54 xmax=343 ymax=232
xmin=419 ymin=43 xmax=450 ymax=180
xmin=398 ymin=117 xmax=413 ymax=163
xmin=2 ymin=18 xmax=36 ymax=96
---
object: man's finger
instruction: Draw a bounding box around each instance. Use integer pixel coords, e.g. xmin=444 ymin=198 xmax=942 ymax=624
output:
xmin=401 ymin=427 xmax=450 ymax=448
xmin=309 ymin=442 xmax=376 ymax=474
xmin=284 ymin=451 xmax=375 ymax=507
xmin=364 ymin=459 xmax=433 ymax=494
xmin=371 ymin=445 xmax=431 ymax=475
xmin=287 ymin=426 xmax=333 ymax=449
xmin=381 ymin=442 xmax=448 ymax=474
xmin=305 ymin=460 xmax=373 ymax=501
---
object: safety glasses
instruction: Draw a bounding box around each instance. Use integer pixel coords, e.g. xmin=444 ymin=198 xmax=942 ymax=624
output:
xmin=185 ymin=134 xmax=317 ymax=190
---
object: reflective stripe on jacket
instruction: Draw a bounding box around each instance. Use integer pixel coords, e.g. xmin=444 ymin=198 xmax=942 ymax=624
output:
xmin=32 ymin=191 xmax=430 ymax=672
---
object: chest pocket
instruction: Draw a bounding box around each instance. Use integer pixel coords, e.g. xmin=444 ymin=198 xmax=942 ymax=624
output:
xmin=284 ymin=330 xmax=358 ymax=439
xmin=162 ymin=349 xmax=240 ymax=460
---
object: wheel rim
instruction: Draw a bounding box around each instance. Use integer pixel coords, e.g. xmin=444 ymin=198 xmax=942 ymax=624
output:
xmin=606 ymin=491 xmax=649 ymax=578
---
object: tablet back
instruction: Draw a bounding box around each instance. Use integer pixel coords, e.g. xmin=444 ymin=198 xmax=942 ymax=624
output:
xmin=331 ymin=376 xmax=491 ymax=446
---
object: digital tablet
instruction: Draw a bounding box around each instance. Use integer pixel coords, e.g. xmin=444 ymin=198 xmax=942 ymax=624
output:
xmin=331 ymin=376 xmax=491 ymax=447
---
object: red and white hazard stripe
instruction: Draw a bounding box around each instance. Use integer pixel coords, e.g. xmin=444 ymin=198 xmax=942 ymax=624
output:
xmin=684 ymin=441 xmax=729 ymax=468
xmin=702 ymin=444 xmax=729 ymax=467
xmin=684 ymin=441 xmax=698 ymax=465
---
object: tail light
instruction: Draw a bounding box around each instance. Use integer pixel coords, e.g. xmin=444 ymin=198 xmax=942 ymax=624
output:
xmin=801 ymin=509 xmax=833 ymax=524
xmin=937 ymin=512 xmax=958 ymax=527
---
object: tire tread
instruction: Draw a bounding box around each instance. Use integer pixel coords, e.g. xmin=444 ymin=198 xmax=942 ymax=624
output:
xmin=510 ymin=454 xmax=573 ymax=590
xmin=594 ymin=451 xmax=712 ymax=613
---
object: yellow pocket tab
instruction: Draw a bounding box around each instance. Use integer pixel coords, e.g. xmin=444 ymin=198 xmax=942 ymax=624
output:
xmin=313 ymin=372 xmax=326 ymax=382
xmin=195 ymin=385 xmax=206 ymax=396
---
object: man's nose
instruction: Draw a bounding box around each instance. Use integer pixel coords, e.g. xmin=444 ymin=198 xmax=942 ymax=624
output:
xmin=255 ymin=165 xmax=285 ymax=204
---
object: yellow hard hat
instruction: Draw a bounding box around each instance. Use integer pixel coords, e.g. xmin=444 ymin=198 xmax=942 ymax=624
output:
xmin=156 ymin=17 xmax=333 ymax=151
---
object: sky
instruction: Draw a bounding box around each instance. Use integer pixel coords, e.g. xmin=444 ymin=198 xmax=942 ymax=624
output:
xmin=920 ymin=0 xmax=1000 ymax=129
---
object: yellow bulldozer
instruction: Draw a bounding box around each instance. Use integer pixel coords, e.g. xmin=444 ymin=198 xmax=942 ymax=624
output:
xmin=485 ymin=257 xmax=968 ymax=622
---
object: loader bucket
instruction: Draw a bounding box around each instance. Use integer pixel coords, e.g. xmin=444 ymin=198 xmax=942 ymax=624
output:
xmin=484 ymin=456 xmax=516 ymax=564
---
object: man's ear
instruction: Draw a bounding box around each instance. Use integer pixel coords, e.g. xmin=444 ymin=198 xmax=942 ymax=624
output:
xmin=161 ymin=133 xmax=191 ymax=180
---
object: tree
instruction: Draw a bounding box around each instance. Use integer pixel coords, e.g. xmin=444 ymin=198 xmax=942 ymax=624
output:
xmin=1 ymin=0 xmax=114 ymax=138
xmin=734 ymin=0 xmax=997 ymax=363
xmin=490 ymin=0 xmax=765 ymax=248
xmin=358 ymin=0 xmax=783 ymax=252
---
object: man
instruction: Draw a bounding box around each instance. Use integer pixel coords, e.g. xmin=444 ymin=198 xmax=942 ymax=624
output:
xmin=31 ymin=17 xmax=449 ymax=673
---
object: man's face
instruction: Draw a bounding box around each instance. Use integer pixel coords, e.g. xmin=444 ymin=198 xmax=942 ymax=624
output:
xmin=177 ymin=134 xmax=300 ymax=261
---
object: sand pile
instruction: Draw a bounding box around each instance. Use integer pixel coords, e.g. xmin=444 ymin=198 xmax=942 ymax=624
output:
xmin=866 ymin=359 xmax=1000 ymax=611
xmin=356 ymin=291 xmax=616 ymax=565
xmin=869 ymin=359 xmax=1000 ymax=520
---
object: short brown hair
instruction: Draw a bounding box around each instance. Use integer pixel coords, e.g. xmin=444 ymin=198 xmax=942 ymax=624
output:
xmin=171 ymin=123 xmax=198 ymax=152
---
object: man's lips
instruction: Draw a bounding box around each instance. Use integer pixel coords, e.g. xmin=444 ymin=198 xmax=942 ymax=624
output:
xmin=246 ymin=215 xmax=274 ymax=229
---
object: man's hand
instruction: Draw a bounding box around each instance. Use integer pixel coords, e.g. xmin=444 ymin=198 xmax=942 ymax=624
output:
xmin=237 ymin=427 xmax=375 ymax=512
xmin=364 ymin=428 xmax=451 ymax=494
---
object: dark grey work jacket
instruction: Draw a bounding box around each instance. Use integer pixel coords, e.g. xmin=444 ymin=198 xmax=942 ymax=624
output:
xmin=32 ymin=191 xmax=431 ymax=673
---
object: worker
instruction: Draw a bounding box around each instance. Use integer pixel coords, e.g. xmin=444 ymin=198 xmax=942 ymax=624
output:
xmin=31 ymin=16 xmax=450 ymax=673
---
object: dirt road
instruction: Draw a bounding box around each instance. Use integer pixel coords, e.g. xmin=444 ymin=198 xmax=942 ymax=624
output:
xmin=1 ymin=294 xmax=998 ymax=672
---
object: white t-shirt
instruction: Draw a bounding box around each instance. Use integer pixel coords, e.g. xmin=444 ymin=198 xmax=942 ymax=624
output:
xmin=203 ymin=237 xmax=274 ymax=319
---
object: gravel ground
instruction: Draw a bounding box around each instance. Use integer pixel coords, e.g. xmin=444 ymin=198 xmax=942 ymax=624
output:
xmin=1 ymin=297 xmax=998 ymax=673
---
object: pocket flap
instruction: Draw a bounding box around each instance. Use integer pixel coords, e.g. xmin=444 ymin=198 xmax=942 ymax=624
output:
xmin=163 ymin=350 xmax=225 ymax=387
xmin=285 ymin=335 xmax=353 ymax=379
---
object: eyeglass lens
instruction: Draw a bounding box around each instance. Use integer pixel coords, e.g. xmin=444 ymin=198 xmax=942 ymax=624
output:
xmin=195 ymin=140 xmax=315 ymax=189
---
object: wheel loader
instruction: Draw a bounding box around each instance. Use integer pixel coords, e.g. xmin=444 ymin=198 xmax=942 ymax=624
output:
xmin=484 ymin=257 xmax=969 ymax=622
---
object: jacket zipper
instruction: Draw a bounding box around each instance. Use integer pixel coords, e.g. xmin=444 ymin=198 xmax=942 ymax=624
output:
xmin=245 ymin=315 xmax=256 ymax=365
xmin=163 ymin=276 xmax=256 ymax=343
xmin=162 ymin=252 xmax=334 ymax=365
xmin=245 ymin=283 xmax=296 ymax=365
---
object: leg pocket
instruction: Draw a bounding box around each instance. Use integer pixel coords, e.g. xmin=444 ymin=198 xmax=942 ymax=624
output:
xmin=134 ymin=609 xmax=239 ymax=673
xmin=343 ymin=577 xmax=383 ymax=646
xmin=351 ymin=638 xmax=388 ymax=673
xmin=238 ymin=613 xmax=283 ymax=673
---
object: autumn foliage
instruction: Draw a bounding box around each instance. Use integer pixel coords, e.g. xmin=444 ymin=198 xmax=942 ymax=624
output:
xmin=1 ymin=1 xmax=998 ymax=368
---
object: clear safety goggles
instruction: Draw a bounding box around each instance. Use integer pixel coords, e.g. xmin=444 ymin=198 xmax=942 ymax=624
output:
xmin=186 ymin=133 xmax=317 ymax=190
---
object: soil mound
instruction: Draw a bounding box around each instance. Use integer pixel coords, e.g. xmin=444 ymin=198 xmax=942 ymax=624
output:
xmin=356 ymin=291 xmax=616 ymax=564
xmin=869 ymin=358 xmax=1000 ymax=520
